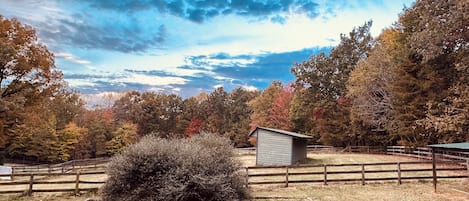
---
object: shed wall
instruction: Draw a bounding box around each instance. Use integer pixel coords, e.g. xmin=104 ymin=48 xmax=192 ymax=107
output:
xmin=257 ymin=130 xmax=292 ymax=165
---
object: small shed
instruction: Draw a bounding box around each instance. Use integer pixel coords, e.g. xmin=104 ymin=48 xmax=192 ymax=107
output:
xmin=249 ymin=127 xmax=312 ymax=166
xmin=428 ymin=142 xmax=469 ymax=192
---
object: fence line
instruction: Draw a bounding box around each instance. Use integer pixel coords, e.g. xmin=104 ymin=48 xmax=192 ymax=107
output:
xmin=8 ymin=158 xmax=109 ymax=178
xmin=0 ymin=170 xmax=106 ymax=195
xmin=245 ymin=161 xmax=468 ymax=186
xmin=387 ymin=146 xmax=469 ymax=161
xmin=241 ymin=145 xmax=469 ymax=161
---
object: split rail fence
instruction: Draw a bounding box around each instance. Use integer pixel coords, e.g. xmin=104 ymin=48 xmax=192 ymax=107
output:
xmin=387 ymin=146 xmax=469 ymax=161
xmin=0 ymin=158 xmax=108 ymax=195
xmin=0 ymin=171 xmax=106 ymax=195
xmin=245 ymin=161 xmax=469 ymax=187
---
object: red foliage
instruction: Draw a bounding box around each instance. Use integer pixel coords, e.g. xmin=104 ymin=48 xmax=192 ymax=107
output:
xmin=314 ymin=108 xmax=324 ymax=119
xmin=269 ymin=87 xmax=294 ymax=130
xmin=337 ymin=96 xmax=349 ymax=107
xmin=185 ymin=117 xmax=204 ymax=137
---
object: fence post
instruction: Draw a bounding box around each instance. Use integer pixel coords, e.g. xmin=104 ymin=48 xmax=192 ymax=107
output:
xmin=361 ymin=164 xmax=365 ymax=185
xmin=397 ymin=162 xmax=401 ymax=185
xmin=285 ymin=167 xmax=289 ymax=187
xmin=11 ymin=168 xmax=15 ymax=181
xmin=28 ymin=173 xmax=34 ymax=196
xmin=245 ymin=167 xmax=249 ymax=188
xmin=466 ymin=160 xmax=469 ymax=179
xmin=323 ymin=164 xmax=328 ymax=185
xmin=75 ymin=170 xmax=81 ymax=195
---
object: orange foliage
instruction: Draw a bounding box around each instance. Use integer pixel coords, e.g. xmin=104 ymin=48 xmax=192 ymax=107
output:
xmin=185 ymin=117 xmax=204 ymax=137
xmin=248 ymin=137 xmax=257 ymax=147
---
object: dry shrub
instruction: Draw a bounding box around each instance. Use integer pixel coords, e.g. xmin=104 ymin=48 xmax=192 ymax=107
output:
xmin=100 ymin=133 xmax=248 ymax=201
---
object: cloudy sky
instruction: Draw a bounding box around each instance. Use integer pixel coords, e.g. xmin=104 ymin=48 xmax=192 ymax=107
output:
xmin=1 ymin=0 xmax=414 ymax=99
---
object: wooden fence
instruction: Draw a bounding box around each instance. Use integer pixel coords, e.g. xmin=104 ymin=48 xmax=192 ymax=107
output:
xmin=0 ymin=171 xmax=106 ymax=195
xmin=245 ymin=161 xmax=469 ymax=187
xmin=0 ymin=158 xmax=109 ymax=195
xmin=9 ymin=158 xmax=109 ymax=177
xmin=387 ymin=146 xmax=469 ymax=161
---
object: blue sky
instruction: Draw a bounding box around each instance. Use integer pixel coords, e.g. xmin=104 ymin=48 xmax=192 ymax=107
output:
xmin=1 ymin=0 xmax=414 ymax=101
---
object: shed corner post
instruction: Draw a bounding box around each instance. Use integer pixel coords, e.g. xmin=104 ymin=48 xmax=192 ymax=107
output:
xmin=432 ymin=147 xmax=437 ymax=193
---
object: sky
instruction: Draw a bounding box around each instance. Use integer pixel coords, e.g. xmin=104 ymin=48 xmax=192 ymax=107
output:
xmin=0 ymin=0 xmax=414 ymax=102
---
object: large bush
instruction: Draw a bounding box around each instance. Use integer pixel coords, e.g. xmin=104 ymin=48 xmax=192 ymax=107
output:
xmin=100 ymin=133 xmax=248 ymax=201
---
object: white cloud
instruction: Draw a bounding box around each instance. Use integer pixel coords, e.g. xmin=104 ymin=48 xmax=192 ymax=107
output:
xmin=67 ymin=79 xmax=96 ymax=87
xmin=55 ymin=52 xmax=91 ymax=65
xmin=242 ymin=85 xmax=258 ymax=91
xmin=117 ymin=73 xmax=188 ymax=86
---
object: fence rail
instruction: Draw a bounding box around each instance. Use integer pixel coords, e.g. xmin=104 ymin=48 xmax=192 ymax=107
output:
xmin=0 ymin=170 xmax=106 ymax=195
xmin=245 ymin=161 xmax=469 ymax=187
xmin=7 ymin=158 xmax=109 ymax=178
xmin=387 ymin=146 xmax=469 ymax=161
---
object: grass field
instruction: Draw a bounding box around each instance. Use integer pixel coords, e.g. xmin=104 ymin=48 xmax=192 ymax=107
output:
xmin=1 ymin=152 xmax=468 ymax=201
xmin=251 ymin=180 xmax=469 ymax=201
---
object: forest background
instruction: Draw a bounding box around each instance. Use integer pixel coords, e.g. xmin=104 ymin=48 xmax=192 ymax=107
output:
xmin=0 ymin=0 xmax=467 ymax=163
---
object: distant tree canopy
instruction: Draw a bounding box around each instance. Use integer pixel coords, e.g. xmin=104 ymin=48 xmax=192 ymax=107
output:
xmin=1 ymin=0 xmax=468 ymax=163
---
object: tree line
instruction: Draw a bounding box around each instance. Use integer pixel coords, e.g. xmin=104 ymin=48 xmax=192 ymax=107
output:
xmin=0 ymin=0 xmax=467 ymax=163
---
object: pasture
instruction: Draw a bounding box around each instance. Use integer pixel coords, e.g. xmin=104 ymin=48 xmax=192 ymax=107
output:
xmin=1 ymin=152 xmax=468 ymax=201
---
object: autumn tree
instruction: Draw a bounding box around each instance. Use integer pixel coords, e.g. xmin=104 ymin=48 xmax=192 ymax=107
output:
xmin=182 ymin=93 xmax=208 ymax=137
xmin=270 ymin=85 xmax=293 ymax=130
xmin=205 ymin=87 xmax=230 ymax=134
xmin=224 ymin=87 xmax=259 ymax=147
xmin=346 ymin=29 xmax=398 ymax=145
xmin=56 ymin=123 xmax=85 ymax=161
xmin=249 ymin=81 xmax=283 ymax=129
xmin=289 ymin=86 xmax=320 ymax=142
xmin=106 ymin=122 xmax=137 ymax=155
xmin=112 ymin=91 xmax=142 ymax=124
xmin=408 ymin=0 xmax=469 ymax=143
xmin=386 ymin=0 xmax=466 ymax=146
xmin=0 ymin=16 xmax=63 ymax=160
xmin=185 ymin=117 xmax=204 ymax=137
xmin=291 ymin=21 xmax=374 ymax=146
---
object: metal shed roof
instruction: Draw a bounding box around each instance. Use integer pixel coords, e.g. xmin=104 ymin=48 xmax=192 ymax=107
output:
xmin=249 ymin=127 xmax=313 ymax=139
xmin=428 ymin=142 xmax=469 ymax=150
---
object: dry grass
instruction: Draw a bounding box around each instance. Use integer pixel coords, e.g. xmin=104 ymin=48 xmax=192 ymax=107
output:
xmin=251 ymin=180 xmax=469 ymax=201
xmin=0 ymin=192 xmax=100 ymax=201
